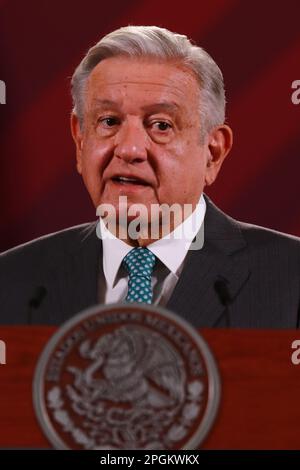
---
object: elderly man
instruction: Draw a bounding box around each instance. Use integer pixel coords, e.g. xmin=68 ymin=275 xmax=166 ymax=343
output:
xmin=1 ymin=26 xmax=299 ymax=327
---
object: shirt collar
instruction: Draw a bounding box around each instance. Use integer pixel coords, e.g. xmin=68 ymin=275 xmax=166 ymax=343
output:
xmin=100 ymin=218 xmax=132 ymax=288
xmin=99 ymin=194 xmax=206 ymax=287
xmin=149 ymin=194 xmax=206 ymax=275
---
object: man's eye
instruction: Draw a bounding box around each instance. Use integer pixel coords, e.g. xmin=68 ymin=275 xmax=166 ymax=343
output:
xmin=99 ymin=117 xmax=119 ymax=127
xmin=152 ymin=121 xmax=172 ymax=131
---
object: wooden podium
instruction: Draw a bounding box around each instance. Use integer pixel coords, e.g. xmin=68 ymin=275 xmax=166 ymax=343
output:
xmin=0 ymin=327 xmax=299 ymax=449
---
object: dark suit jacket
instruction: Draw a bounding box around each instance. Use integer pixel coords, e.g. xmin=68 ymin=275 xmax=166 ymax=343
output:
xmin=1 ymin=195 xmax=300 ymax=327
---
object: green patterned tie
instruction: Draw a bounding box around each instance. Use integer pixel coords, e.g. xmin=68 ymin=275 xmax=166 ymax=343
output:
xmin=122 ymin=247 xmax=156 ymax=304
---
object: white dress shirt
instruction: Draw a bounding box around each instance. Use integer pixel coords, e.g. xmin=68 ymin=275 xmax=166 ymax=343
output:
xmin=98 ymin=194 xmax=206 ymax=306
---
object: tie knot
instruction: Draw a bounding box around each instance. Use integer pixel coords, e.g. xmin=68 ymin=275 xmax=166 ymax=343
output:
xmin=122 ymin=247 xmax=156 ymax=279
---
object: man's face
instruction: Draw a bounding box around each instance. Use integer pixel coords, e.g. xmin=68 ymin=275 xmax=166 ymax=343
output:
xmin=72 ymin=56 xmax=230 ymax=228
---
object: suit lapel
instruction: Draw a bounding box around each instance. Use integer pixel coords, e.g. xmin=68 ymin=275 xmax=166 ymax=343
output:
xmin=63 ymin=222 xmax=102 ymax=320
xmin=167 ymin=195 xmax=250 ymax=327
xmin=40 ymin=222 xmax=102 ymax=324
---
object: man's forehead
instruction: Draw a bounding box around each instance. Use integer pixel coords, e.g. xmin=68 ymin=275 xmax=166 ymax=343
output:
xmin=89 ymin=55 xmax=196 ymax=81
xmin=86 ymin=57 xmax=199 ymax=108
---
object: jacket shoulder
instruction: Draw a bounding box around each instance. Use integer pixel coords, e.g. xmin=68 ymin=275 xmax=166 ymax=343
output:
xmin=236 ymin=219 xmax=300 ymax=250
xmin=204 ymin=194 xmax=300 ymax=251
xmin=0 ymin=222 xmax=97 ymax=276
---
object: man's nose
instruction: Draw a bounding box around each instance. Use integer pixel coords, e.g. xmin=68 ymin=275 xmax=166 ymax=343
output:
xmin=114 ymin=120 xmax=148 ymax=163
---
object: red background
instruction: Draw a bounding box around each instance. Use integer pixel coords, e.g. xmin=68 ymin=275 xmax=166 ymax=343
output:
xmin=1 ymin=0 xmax=300 ymax=252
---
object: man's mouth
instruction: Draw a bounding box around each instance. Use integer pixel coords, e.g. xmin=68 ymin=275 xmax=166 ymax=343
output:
xmin=112 ymin=176 xmax=150 ymax=186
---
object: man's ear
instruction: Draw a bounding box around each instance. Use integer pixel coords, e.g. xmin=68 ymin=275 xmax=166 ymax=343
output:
xmin=70 ymin=113 xmax=83 ymax=175
xmin=204 ymin=124 xmax=233 ymax=186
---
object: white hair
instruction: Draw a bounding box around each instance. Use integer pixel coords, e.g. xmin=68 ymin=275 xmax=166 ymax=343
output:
xmin=71 ymin=25 xmax=226 ymax=136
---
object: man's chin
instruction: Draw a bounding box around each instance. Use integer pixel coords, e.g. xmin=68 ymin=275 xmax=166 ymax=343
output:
xmin=96 ymin=198 xmax=162 ymax=240
xmin=97 ymin=197 xmax=158 ymax=218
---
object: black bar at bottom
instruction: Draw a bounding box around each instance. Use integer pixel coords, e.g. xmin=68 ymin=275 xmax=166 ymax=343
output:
xmin=0 ymin=450 xmax=299 ymax=467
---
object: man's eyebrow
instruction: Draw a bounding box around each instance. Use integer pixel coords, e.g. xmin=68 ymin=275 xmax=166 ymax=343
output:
xmin=141 ymin=102 xmax=179 ymax=114
xmin=90 ymin=100 xmax=180 ymax=114
xmin=91 ymin=99 xmax=119 ymax=109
